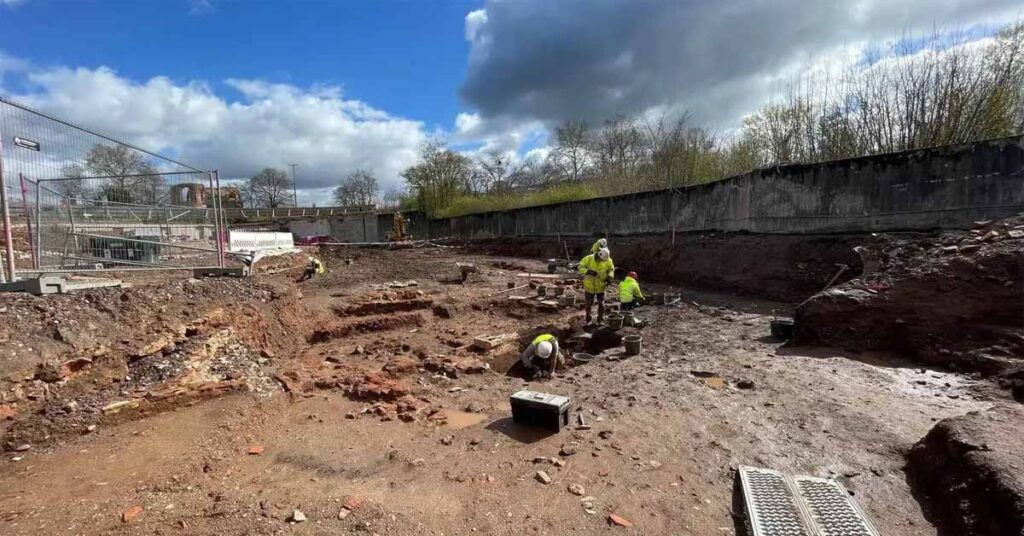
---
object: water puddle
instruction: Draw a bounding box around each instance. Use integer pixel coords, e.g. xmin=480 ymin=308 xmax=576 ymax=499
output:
xmin=704 ymin=377 xmax=726 ymax=389
xmin=690 ymin=370 xmax=726 ymax=389
xmin=441 ymin=410 xmax=488 ymax=430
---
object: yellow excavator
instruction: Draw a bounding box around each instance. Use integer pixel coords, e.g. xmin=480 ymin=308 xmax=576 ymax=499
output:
xmin=388 ymin=211 xmax=411 ymax=241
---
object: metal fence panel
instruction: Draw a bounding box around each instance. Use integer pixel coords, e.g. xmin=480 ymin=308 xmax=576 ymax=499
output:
xmin=0 ymin=97 xmax=226 ymax=275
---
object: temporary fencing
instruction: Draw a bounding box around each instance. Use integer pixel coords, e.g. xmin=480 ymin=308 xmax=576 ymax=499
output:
xmin=0 ymin=97 xmax=228 ymax=278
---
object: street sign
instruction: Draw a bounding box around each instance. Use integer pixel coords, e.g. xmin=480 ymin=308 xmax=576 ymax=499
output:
xmin=13 ymin=137 xmax=40 ymax=151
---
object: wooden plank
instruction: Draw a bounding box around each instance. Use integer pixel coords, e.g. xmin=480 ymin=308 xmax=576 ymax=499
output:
xmin=514 ymin=272 xmax=562 ymax=279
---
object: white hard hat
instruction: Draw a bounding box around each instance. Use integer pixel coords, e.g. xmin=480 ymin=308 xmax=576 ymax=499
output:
xmin=597 ymin=247 xmax=610 ymax=260
xmin=308 ymin=256 xmax=315 ymax=261
xmin=597 ymin=238 xmax=607 ymax=246
xmin=537 ymin=341 xmax=553 ymax=359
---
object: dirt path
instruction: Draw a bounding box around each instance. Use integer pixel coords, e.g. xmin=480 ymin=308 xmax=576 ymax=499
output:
xmin=0 ymin=248 xmax=1008 ymax=535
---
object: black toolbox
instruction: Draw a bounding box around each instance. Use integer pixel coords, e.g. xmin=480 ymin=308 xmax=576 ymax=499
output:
xmin=510 ymin=390 xmax=571 ymax=432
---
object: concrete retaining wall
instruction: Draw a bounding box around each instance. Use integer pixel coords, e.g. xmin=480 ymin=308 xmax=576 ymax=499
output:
xmin=426 ymin=136 xmax=1024 ymax=239
xmin=287 ymin=213 xmax=378 ymax=242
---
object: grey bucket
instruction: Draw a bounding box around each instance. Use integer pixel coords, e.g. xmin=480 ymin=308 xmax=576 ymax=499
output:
xmin=606 ymin=313 xmax=624 ymax=330
xmin=622 ymin=311 xmax=635 ymax=326
xmin=623 ymin=334 xmax=642 ymax=356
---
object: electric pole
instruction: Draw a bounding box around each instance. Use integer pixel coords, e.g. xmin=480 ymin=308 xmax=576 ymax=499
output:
xmin=288 ymin=163 xmax=299 ymax=206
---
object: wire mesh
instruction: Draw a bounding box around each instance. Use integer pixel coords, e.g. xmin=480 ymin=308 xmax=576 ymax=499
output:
xmin=0 ymin=97 xmax=225 ymax=273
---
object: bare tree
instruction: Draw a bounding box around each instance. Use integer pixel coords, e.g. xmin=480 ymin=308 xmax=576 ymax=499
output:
xmin=247 ymin=167 xmax=293 ymax=208
xmin=642 ymin=111 xmax=723 ymax=188
xmin=380 ymin=187 xmax=406 ymax=209
xmin=548 ymin=120 xmax=592 ymax=182
xmin=56 ymin=163 xmax=88 ymax=204
xmin=592 ymin=114 xmax=646 ymax=192
xmin=333 ymin=169 xmax=379 ymax=208
xmin=473 ymin=150 xmax=532 ymax=195
xmin=84 ymin=144 xmax=161 ymax=204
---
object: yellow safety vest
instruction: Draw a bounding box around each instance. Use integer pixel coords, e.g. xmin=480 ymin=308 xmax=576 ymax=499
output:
xmin=578 ymin=254 xmax=614 ymax=293
xmin=619 ymin=276 xmax=643 ymax=303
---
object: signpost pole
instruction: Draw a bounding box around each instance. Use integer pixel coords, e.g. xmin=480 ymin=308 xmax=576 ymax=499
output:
xmin=0 ymin=136 xmax=16 ymax=282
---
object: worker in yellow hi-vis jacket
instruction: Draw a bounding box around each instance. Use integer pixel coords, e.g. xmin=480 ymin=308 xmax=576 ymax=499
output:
xmin=578 ymin=247 xmax=614 ymax=324
xmin=619 ymin=271 xmax=645 ymax=310
xmin=298 ymin=256 xmax=325 ymax=282
xmin=519 ymin=333 xmax=563 ymax=377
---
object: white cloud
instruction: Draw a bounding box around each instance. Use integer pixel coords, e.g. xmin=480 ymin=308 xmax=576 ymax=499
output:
xmin=454 ymin=112 xmax=482 ymax=136
xmin=523 ymin=146 xmax=550 ymax=163
xmin=6 ymin=61 xmax=428 ymax=202
xmin=0 ymin=0 xmax=26 ymax=7
xmin=188 ymin=0 xmax=214 ymax=16
xmin=451 ymin=111 xmax=547 ymax=159
xmin=465 ymin=9 xmax=488 ymax=41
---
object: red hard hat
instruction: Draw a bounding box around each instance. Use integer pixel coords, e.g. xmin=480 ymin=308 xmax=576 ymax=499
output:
xmin=628 ymin=271 xmax=638 ymax=279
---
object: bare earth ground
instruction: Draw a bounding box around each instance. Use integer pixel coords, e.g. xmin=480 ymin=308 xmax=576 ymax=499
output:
xmin=0 ymin=248 xmax=1008 ymax=535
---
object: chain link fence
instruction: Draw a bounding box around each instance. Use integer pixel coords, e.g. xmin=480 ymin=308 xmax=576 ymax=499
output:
xmin=0 ymin=97 xmax=228 ymax=279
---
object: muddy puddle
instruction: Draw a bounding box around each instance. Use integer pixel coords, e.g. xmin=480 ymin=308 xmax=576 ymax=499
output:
xmin=690 ymin=370 xmax=727 ymax=389
xmin=704 ymin=377 xmax=726 ymax=389
xmin=440 ymin=410 xmax=488 ymax=430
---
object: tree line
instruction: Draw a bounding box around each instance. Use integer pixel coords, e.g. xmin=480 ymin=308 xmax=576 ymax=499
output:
xmin=402 ymin=23 xmax=1024 ymax=218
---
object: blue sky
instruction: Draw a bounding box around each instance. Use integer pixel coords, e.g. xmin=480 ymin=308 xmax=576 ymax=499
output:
xmin=1 ymin=0 xmax=479 ymax=131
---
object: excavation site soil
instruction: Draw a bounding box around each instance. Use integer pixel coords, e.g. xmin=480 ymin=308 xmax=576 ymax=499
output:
xmin=0 ymin=230 xmax=1021 ymax=535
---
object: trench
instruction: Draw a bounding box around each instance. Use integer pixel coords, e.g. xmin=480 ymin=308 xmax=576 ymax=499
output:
xmin=496 ymin=319 xmax=634 ymax=378
xmin=332 ymin=298 xmax=434 ymax=317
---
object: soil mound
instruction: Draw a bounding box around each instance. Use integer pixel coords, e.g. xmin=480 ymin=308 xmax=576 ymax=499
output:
xmin=907 ymin=404 xmax=1024 ymax=535
xmin=794 ymin=217 xmax=1024 ymax=376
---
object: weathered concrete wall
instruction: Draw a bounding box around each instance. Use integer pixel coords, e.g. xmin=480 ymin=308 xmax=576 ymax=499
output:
xmin=428 ymin=136 xmax=1024 ymax=239
xmin=287 ymin=213 xmax=377 ymax=242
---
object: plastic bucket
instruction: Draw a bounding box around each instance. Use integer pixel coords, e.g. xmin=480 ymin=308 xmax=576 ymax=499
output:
xmin=623 ymin=334 xmax=643 ymax=356
xmin=606 ymin=314 xmax=624 ymax=330
xmin=622 ymin=311 xmax=635 ymax=326
xmin=572 ymin=352 xmax=595 ymax=364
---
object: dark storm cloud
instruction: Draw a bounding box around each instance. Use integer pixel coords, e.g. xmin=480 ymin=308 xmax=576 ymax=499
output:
xmin=460 ymin=0 xmax=1022 ymax=127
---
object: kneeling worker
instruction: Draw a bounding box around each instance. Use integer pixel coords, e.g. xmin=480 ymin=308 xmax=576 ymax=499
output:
xmin=619 ymin=271 xmax=645 ymax=310
xmin=298 ymin=256 xmax=325 ymax=282
xmin=520 ymin=333 xmax=563 ymax=378
xmin=579 ymin=247 xmax=615 ymax=324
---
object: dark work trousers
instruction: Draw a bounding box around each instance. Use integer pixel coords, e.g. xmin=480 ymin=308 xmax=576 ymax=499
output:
xmin=584 ymin=291 xmax=605 ymax=322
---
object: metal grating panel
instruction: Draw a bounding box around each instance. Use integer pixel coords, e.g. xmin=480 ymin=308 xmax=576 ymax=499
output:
xmin=739 ymin=467 xmax=814 ymax=536
xmin=793 ymin=477 xmax=880 ymax=536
